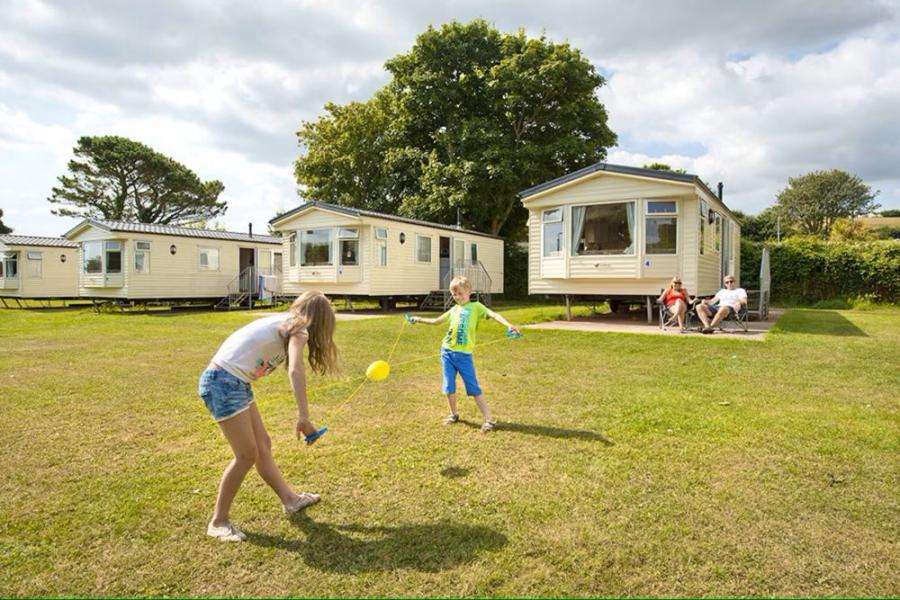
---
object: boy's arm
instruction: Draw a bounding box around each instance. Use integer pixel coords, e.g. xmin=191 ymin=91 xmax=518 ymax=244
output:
xmin=486 ymin=308 xmax=520 ymax=334
xmin=411 ymin=310 xmax=451 ymax=325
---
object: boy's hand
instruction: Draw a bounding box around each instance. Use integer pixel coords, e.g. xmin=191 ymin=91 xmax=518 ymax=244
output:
xmin=296 ymin=417 xmax=317 ymax=441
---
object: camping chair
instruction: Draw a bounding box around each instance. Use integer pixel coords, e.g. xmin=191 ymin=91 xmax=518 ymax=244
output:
xmin=658 ymin=292 xmax=697 ymax=331
xmin=718 ymin=303 xmax=749 ymax=333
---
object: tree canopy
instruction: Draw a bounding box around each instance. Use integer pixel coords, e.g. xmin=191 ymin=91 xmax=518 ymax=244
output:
xmin=48 ymin=136 xmax=226 ymax=225
xmin=642 ymin=162 xmax=687 ymax=174
xmin=775 ymin=169 xmax=879 ymax=237
xmin=295 ymin=20 xmax=617 ymax=238
xmin=0 ymin=208 xmax=12 ymax=234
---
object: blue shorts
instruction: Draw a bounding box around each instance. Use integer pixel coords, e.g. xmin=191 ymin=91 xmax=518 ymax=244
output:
xmin=198 ymin=367 xmax=254 ymax=422
xmin=441 ymin=348 xmax=482 ymax=397
xmin=705 ymin=303 xmax=734 ymax=316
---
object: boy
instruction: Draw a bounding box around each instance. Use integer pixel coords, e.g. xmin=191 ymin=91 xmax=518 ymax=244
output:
xmin=410 ymin=276 xmax=520 ymax=432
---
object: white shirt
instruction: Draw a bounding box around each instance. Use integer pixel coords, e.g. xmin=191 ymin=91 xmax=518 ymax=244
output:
xmin=212 ymin=314 xmax=293 ymax=383
xmin=713 ymin=287 xmax=747 ymax=311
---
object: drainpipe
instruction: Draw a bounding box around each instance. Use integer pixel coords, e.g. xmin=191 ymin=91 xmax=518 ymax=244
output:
xmin=717 ymin=182 xmax=723 ymax=202
xmin=248 ymin=223 xmax=253 ymax=238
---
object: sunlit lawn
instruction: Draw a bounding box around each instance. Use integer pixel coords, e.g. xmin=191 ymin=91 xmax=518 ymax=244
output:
xmin=0 ymin=304 xmax=897 ymax=597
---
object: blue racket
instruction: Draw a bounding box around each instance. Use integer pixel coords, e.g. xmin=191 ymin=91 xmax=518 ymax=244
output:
xmin=304 ymin=427 xmax=328 ymax=445
xmin=506 ymin=329 xmax=522 ymax=339
xmin=404 ymin=313 xmax=416 ymax=324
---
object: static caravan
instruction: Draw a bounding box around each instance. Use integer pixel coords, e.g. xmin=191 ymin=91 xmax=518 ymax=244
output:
xmin=270 ymin=201 xmax=504 ymax=308
xmin=0 ymin=235 xmax=80 ymax=303
xmin=63 ymin=219 xmax=283 ymax=305
xmin=520 ymin=163 xmax=741 ymax=313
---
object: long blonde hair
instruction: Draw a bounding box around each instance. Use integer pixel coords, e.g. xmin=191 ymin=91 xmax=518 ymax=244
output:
xmin=280 ymin=291 xmax=339 ymax=376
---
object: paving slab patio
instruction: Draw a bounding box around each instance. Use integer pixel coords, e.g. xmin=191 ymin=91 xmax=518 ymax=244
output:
xmin=524 ymin=308 xmax=785 ymax=341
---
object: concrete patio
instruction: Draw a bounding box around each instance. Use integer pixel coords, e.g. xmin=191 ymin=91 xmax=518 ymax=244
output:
xmin=524 ymin=308 xmax=785 ymax=341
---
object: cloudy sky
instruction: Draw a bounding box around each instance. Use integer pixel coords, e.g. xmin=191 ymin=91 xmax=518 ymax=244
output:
xmin=2 ymin=0 xmax=899 ymax=237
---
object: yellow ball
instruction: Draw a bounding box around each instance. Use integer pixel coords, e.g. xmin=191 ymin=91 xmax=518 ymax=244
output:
xmin=366 ymin=360 xmax=390 ymax=382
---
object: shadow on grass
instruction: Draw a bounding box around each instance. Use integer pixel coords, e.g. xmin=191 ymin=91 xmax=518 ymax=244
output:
xmin=459 ymin=419 xmax=615 ymax=445
xmin=774 ymin=310 xmax=868 ymax=337
xmin=248 ymin=514 xmax=508 ymax=573
xmin=440 ymin=466 xmax=471 ymax=478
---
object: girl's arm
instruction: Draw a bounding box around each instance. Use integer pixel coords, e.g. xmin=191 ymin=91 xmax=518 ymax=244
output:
xmin=486 ymin=308 xmax=520 ymax=334
xmin=411 ymin=309 xmax=451 ymax=325
xmin=287 ymin=332 xmax=319 ymax=441
xmin=656 ymin=290 xmax=667 ymax=303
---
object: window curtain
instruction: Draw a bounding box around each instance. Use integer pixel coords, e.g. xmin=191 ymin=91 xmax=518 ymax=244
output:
xmin=571 ymin=206 xmax=586 ymax=255
xmin=625 ymin=203 xmax=635 ymax=254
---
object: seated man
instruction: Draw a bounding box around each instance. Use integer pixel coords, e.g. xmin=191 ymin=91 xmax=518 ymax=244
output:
xmin=696 ymin=275 xmax=747 ymax=334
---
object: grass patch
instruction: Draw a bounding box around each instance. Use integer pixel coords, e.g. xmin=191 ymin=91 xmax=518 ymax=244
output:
xmin=0 ymin=306 xmax=897 ymax=596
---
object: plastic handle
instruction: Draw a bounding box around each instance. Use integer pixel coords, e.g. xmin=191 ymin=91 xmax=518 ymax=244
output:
xmin=304 ymin=427 xmax=328 ymax=444
xmin=505 ymin=329 xmax=522 ymax=339
xmin=404 ymin=313 xmax=416 ymax=324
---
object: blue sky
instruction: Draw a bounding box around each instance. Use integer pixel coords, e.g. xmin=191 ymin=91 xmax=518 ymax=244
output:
xmin=1 ymin=0 xmax=898 ymax=236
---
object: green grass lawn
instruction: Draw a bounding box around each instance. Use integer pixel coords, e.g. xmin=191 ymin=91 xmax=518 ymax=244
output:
xmin=0 ymin=305 xmax=897 ymax=597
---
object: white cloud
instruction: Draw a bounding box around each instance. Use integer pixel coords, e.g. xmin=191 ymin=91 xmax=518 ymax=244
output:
xmin=1 ymin=0 xmax=899 ymax=237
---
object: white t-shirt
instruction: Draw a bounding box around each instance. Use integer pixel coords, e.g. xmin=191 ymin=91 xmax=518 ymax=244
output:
xmin=713 ymin=288 xmax=747 ymax=311
xmin=213 ymin=314 xmax=295 ymax=383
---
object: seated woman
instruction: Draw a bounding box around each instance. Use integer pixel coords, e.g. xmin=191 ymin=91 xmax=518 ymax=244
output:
xmin=656 ymin=277 xmax=692 ymax=333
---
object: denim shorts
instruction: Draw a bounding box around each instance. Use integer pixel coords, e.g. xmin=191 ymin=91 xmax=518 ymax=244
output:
xmin=198 ymin=367 xmax=254 ymax=422
xmin=441 ymin=348 xmax=482 ymax=396
xmin=705 ymin=303 xmax=734 ymax=316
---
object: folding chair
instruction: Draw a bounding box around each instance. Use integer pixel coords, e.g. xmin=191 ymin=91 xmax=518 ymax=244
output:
xmin=719 ymin=303 xmax=749 ymax=333
xmin=658 ymin=293 xmax=697 ymax=331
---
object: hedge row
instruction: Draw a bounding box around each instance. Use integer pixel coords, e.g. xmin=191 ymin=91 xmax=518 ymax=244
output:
xmin=741 ymin=237 xmax=900 ymax=303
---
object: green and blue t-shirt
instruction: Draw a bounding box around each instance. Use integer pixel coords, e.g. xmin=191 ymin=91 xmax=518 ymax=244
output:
xmin=442 ymin=301 xmax=489 ymax=354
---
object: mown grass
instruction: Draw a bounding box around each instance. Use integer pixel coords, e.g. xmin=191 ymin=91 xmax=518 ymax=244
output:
xmin=0 ymin=304 xmax=897 ymax=597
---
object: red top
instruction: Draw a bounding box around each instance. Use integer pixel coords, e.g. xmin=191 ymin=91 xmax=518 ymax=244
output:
xmin=664 ymin=289 xmax=687 ymax=306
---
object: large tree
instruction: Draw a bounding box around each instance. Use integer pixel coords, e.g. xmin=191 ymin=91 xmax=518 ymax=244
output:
xmin=775 ymin=169 xmax=879 ymax=237
xmin=295 ymin=20 xmax=616 ymax=238
xmin=48 ymin=136 xmax=226 ymax=224
xmin=0 ymin=208 xmax=11 ymax=234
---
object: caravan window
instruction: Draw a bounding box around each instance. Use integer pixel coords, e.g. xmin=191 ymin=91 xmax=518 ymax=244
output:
xmin=1 ymin=252 xmax=18 ymax=277
xmin=105 ymin=241 xmax=122 ymax=274
xmin=339 ymin=228 xmax=359 ymax=266
xmin=471 ymin=243 xmax=478 ymax=262
xmin=83 ymin=241 xmax=103 ymax=273
xmin=542 ymin=208 xmax=563 ymax=257
xmin=26 ymin=252 xmax=43 ymax=278
xmin=645 ymin=201 xmax=677 ymax=255
xmin=289 ymin=233 xmax=297 ymax=267
xmin=198 ymin=247 xmax=220 ymax=271
xmin=301 ymin=229 xmax=333 ymax=266
xmin=571 ymin=202 xmax=635 ymax=256
xmin=416 ymin=235 xmax=432 ymax=263
xmin=714 ymin=213 xmax=722 ymax=252
xmin=134 ymin=241 xmax=151 ymax=274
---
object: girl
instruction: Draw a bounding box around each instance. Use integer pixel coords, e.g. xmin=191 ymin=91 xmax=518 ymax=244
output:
xmin=656 ymin=277 xmax=693 ymax=333
xmin=199 ymin=291 xmax=339 ymax=542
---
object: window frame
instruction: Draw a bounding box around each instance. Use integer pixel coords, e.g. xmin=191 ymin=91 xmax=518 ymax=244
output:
xmin=26 ymin=251 xmax=43 ymax=278
xmin=133 ymin=240 xmax=151 ymax=274
xmin=644 ymin=200 xmax=678 ymax=256
xmin=83 ymin=241 xmax=103 ymax=274
xmin=300 ymin=228 xmax=334 ymax=267
xmin=289 ymin=233 xmax=297 ymax=267
xmin=471 ymin=242 xmax=478 ymax=262
xmin=542 ymin=208 xmax=564 ymax=258
xmin=198 ymin=246 xmax=220 ymax=271
xmin=570 ymin=201 xmax=637 ymax=257
xmin=415 ymin=234 xmax=433 ymax=263
xmin=1 ymin=251 xmax=19 ymax=278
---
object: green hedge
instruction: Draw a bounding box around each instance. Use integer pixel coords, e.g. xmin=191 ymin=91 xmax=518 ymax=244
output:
xmin=741 ymin=237 xmax=900 ymax=303
xmin=502 ymin=242 xmax=529 ymax=299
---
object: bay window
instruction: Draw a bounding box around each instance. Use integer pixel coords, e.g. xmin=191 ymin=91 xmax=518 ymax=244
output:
xmin=542 ymin=208 xmax=563 ymax=257
xmin=339 ymin=228 xmax=359 ymax=266
xmin=571 ymin=202 xmax=635 ymax=256
xmin=0 ymin=252 xmax=17 ymax=278
xmin=301 ymin=229 xmax=333 ymax=266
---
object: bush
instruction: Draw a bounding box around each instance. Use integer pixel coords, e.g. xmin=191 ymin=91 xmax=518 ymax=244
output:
xmin=741 ymin=237 xmax=900 ymax=304
xmin=502 ymin=242 xmax=529 ymax=299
